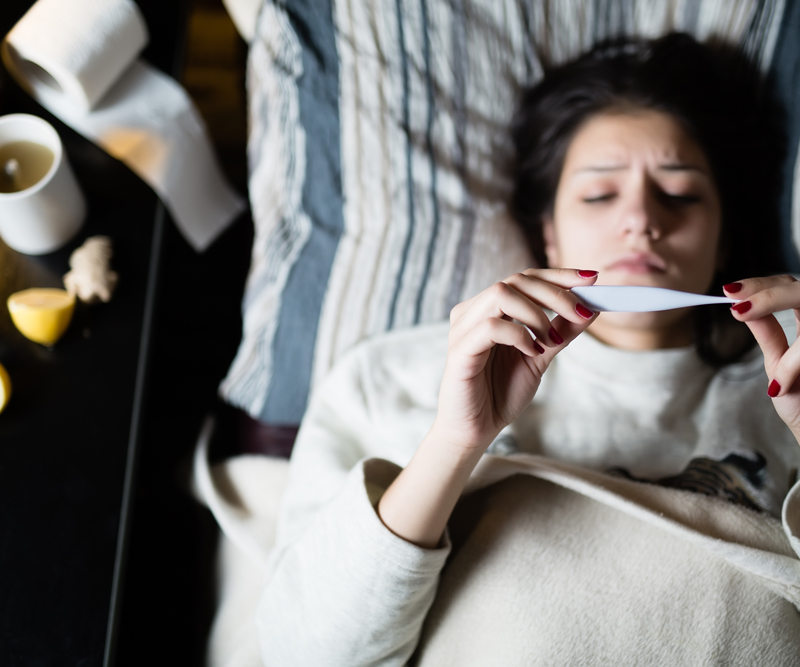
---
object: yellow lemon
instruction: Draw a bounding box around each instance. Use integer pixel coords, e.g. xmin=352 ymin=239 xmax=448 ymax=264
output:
xmin=7 ymin=288 xmax=75 ymax=346
xmin=0 ymin=362 xmax=10 ymax=413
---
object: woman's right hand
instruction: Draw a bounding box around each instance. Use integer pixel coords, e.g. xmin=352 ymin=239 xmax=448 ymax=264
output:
xmin=431 ymin=267 xmax=600 ymax=465
xmin=378 ymin=267 xmax=599 ymax=549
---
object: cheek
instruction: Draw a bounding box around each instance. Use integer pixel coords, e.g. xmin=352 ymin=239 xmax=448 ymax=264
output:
xmin=667 ymin=213 xmax=722 ymax=288
xmin=673 ymin=212 xmax=721 ymax=261
xmin=553 ymin=212 xmax=615 ymax=265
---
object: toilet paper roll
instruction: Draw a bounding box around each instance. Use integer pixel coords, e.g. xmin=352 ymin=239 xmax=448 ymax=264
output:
xmin=1 ymin=0 xmax=245 ymax=252
xmin=2 ymin=0 xmax=148 ymax=113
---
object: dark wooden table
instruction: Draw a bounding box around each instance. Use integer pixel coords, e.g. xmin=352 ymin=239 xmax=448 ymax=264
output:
xmin=0 ymin=1 xmax=189 ymax=664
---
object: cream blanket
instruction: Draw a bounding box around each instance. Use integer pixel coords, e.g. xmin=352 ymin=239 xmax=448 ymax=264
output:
xmin=417 ymin=457 xmax=800 ymax=666
xmin=193 ymin=421 xmax=800 ymax=666
xmin=198 ymin=315 xmax=800 ymax=666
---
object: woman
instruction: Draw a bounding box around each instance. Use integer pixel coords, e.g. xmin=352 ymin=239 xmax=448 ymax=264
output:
xmin=256 ymin=34 xmax=800 ymax=665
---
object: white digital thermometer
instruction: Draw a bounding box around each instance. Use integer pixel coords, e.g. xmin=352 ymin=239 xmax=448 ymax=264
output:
xmin=571 ymin=286 xmax=738 ymax=313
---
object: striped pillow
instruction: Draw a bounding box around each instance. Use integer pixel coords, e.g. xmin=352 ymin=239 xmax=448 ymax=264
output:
xmin=220 ymin=0 xmax=797 ymax=425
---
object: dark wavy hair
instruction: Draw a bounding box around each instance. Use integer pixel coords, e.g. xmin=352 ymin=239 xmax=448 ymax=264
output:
xmin=511 ymin=32 xmax=787 ymax=366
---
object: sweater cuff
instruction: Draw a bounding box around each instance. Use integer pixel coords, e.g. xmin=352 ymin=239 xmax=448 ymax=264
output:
xmin=355 ymin=457 xmax=452 ymax=567
xmin=256 ymin=458 xmax=453 ymax=666
xmin=782 ymin=478 xmax=800 ymax=559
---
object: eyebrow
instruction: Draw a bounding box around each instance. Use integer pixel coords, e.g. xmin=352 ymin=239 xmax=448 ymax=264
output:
xmin=573 ymin=163 xmax=708 ymax=175
xmin=659 ymin=163 xmax=707 ymax=173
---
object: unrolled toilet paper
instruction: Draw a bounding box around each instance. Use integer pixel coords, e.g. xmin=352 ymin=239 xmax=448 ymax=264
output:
xmin=1 ymin=0 xmax=245 ymax=252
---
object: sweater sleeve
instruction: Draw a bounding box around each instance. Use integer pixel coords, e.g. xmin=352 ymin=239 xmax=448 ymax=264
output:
xmin=256 ymin=458 xmax=451 ymax=666
xmin=255 ymin=330 xmax=451 ymax=666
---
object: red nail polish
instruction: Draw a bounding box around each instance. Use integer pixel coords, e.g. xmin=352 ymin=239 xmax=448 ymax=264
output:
xmin=533 ymin=340 xmax=545 ymax=354
xmin=768 ymin=379 xmax=781 ymax=398
xmin=723 ymin=282 xmax=742 ymax=293
xmin=577 ymin=270 xmax=598 ymax=278
xmin=549 ymin=326 xmax=564 ymax=345
xmin=575 ymin=303 xmax=594 ymax=319
xmin=731 ymin=301 xmax=751 ymax=314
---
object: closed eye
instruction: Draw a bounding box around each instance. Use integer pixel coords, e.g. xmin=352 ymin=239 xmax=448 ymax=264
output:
xmin=660 ymin=192 xmax=702 ymax=206
xmin=582 ymin=194 xmax=615 ymax=203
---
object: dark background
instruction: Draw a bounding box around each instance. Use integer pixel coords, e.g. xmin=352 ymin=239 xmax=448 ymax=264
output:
xmin=113 ymin=1 xmax=253 ymax=665
xmin=0 ymin=0 xmax=253 ymax=664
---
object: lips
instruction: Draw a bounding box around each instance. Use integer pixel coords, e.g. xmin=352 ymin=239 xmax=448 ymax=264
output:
xmin=604 ymin=253 xmax=667 ymax=274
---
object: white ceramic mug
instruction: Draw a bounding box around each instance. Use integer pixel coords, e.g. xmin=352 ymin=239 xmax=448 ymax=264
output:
xmin=0 ymin=113 xmax=85 ymax=254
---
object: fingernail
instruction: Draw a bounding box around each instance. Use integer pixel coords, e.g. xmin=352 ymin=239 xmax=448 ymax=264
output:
xmin=731 ymin=301 xmax=751 ymax=314
xmin=577 ymin=270 xmax=598 ymax=279
xmin=768 ymin=379 xmax=781 ymax=398
xmin=723 ymin=282 xmax=742 ymax=293
xmin=575 ymin=303 xmax=594 ymax=319
xmin=549 ymin=326 xmax=564 ymax=345
xmin=533 ymin=340 xmax=545 ymax=354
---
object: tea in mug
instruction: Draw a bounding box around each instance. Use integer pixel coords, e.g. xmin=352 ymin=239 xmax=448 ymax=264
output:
xmin=0 ymin=140 xmax=55 ymax=193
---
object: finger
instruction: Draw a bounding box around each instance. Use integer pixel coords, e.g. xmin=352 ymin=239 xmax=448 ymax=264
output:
xmin=449 ymin=282 xmax=551 ymax=346
xmin=504 ymin=275 xmax=598 ymax=345
xmin=723 ymin=274 xmax=797 ymax=305
xmin=516 ymin=267 xmax=600 ymax=289
xmin=507 ymin=270 xmax=599 ymax=318
xmin=452 ymin=317 xmax=543 ymax=372
xmin=722 ymin=274 xmax=796 ymax=297
xmin=548 ymin=312 xmax=600 ymax=351
xmin=451 ymin=268 xmax=598 ymax=327
xmin=765 ymin=337 xmax=800 ymax=398
xmin=508 ymin=269 xmax=599 ymax=347
xmin=740 ymin=314 xmax=788 ymax=380
xmin=451 ymin=279 xmax=598 ymax=349
xmin=729 ymin=284 xmax=800 ymax=322
xmin=450 ymin=293 xmax=479 ymax=324
xmin=450 ymin=269 xmax=598 ymax=324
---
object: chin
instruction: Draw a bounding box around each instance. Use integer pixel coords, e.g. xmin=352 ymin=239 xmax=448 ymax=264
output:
xmin=598 ymin=270 xmax=707 ymax=294
xmin=594 ymin=309 xmax=691 ymax=332
xmin=598 ymin=271 xmax=672 ymax=288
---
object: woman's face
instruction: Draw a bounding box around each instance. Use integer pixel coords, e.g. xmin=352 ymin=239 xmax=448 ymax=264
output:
xmin=543 ymin=109 xmax=723 ymax=345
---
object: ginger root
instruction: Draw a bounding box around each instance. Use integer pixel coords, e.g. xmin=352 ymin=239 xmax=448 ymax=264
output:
xmin=63 ymin=236 xmax=119 ymax=304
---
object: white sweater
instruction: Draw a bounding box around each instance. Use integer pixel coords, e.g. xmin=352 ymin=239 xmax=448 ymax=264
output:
xmin=253 ymin=322 xmax=800 ymax=666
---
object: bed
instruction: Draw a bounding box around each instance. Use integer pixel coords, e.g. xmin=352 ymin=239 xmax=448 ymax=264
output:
xmin=197 ymin=1 xmax=800 ymax=664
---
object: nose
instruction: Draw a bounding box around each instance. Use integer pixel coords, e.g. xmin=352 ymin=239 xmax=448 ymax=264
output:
xmin=620 ymin=179 xmax=661 ymax=241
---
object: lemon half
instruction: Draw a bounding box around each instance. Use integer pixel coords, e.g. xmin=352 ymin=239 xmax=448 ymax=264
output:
xmin=0 ymin=362 xmax=10 ymax=413
xmin=8 ymin=288 xmax=75 ymax=346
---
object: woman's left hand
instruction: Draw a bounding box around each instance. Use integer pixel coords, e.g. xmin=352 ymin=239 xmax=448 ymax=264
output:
xmin=725 ymin=275 xmax=800 ymax=437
